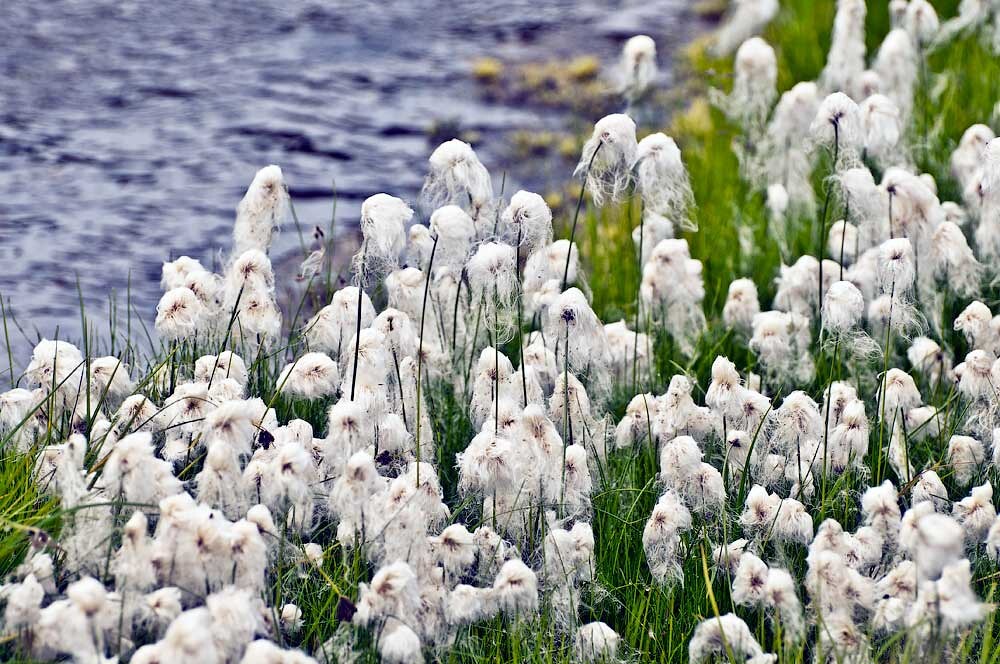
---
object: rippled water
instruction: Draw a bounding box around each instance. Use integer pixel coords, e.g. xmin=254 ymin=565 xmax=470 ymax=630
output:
xmin=0 ymin=0 xmax=698 ymax=362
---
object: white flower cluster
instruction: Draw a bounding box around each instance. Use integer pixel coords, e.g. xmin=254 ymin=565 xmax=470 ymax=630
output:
xmin=663 ymin=3 xmax=1000 ymax=661
xmin=9 ymin=3 xmax=1000 ymax=663
xmin=643 ymin=352 xmax=999 ymax=662
xmin=2 ymin=133 xmax=660 ymax=663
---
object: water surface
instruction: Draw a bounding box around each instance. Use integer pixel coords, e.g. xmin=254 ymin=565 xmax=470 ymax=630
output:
xmin=0 ymin=0 xmax=700 ymax=362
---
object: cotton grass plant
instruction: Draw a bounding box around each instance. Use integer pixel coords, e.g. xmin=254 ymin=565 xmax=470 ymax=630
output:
xmin=5 ymin=1 xmax=1000 ymax=663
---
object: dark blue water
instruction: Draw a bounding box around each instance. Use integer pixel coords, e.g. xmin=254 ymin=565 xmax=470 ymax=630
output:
xmin=0 ymin=0 xmax=699 ymax=363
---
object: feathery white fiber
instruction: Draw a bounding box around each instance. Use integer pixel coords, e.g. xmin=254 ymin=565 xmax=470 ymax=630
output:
xmin=233 ymin=165 xmax=288 ymax=254
xmin=575 ymin=114 xmax=639 ymax=206
xmin=355 ymin=193 xmax=412 ymax=285
xmin=635 ymin=132 xmax=696 ymax=231
xmin=423 ymin=139 xmax=494 ymax=219
xmin=810 ymin=92 xmax=863 ymax=170
xmin=620 ymin=35 xmax=658 ymax=104
xmin=500 ymin=190 xmax=553 ymax=252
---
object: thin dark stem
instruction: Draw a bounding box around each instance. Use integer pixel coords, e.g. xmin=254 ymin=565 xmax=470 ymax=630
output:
xmin=493 ymin=171 xmax=507 ymax=238
xmin=493 ymin=292 xmax=499 ymax=436
xmin=564 ymin=327 xmax=574 ymax=452
xmin=350 ymin=242 xmax=366 ymax=401
xmin=563 ymin=143 xmax=603 ymax=290
xmin=888 ymin=191 xmax=895 ymax=240
xmin=516 ymin=231 xmax=528 ymax=407
xmin=559 ymin=320 xmax=571 ymax=518
xmin=838 ymin=198 xmax=850 ymax=281
xmin=392 ymin=350 xmax=408 ymax=429
xmin=415 ymin=234 xmax=440 ymax=488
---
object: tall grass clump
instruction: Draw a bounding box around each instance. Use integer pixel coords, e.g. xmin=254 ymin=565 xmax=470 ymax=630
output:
xmin=5 ymin=1 xmax=1000 ymax=662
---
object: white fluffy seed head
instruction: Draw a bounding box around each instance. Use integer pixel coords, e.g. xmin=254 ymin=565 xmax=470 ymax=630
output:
xmin=981 ymin=138 xmax=1000 ymax=195
xmin=877 ymin=237 xmax=916 ymax=294
xmin=225 ymin=248 xmax=275 ymax=297
xmin=378 ymin=623 xmax=422 ymax=664
xmin=467 ymin=242 xmax=519 ymax=340
xmin=88 ymin=356 xmax=133 ymax=401
xmin=952 ymin=125 xmax=995 ymax=191
xmin=860 ymin=94 xmax=903 ymax=166
xmin=931 ymin=221 xmax=982 ymax=297
xmin=576 ymin=114 xmax=638 ymax=206
xmin=723 ymin=278 xmax=761 ymax=333
xmin=903 ymin=0 xmax=939 ymax=46
xmin=827 ymin=220 xmax=859 ymax=265
xmin=155 ymin=287 xmax=206 ymax=342
xmin=355 ymin=193 xmax=412 ymax=283
xmin=820 ymin=0 xmax=867 ymax=98
xmin=635 ymin=133 xmax=696 ymax=230
xmin=766 ymin=182 xmax=789 ymax=222
xmin=689 ymin=613 xmax=764 ymax=662
xmin=823 ymin=280 xmax=865 ymax=333
xmin=500 ymin=190 xmax=553 ymax=252
xmin=430 ymin=204 xmax=478 ymax=269
xmin=424 ymin=139 xmax=494 ymax=213
xmin=874 ymin=29 xmax=919 ymax=121
xmin=621 ymin=34 xmax=658 ymax=102
xmin=810 ymin=92 xmax=863 ymax=165
xmin=278 ymin=352 xmax=340 ymax=400
xmin=712 ymin=0 xmax=778 ymax=56
xmin=729 ymin=37 xmax=778 ymax=131
xmin=492 ymin=558 xmax=539 ymax=615
xmin=161 ymin=256 xmax=206 ymax=291
xmin=195 ymin=351 xmax=249 ymax=388
xmin=575 ymin=621 xmax=621 ymax=663
xmin=837 ymin=167 xmax=884 ymax=235
xmin=233 ymin=165 xmax=288 ymax=255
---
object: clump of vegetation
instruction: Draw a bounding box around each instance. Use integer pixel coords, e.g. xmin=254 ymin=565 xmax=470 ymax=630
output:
xmin=471 ymin=53 xmax=625 ymax=116
xmin=4 ymin=1 xmax=1000 ymax=663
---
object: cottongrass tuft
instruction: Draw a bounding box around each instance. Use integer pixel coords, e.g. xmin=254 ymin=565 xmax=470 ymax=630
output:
xmin=10 ymin=6 xmax=1000 ymax=664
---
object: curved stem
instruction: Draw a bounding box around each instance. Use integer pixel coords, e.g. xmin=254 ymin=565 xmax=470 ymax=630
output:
xmin=563 ymin=143 xmax=603 ymax=290
xmin=415 ymin=234 xmax=440 ymax=488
